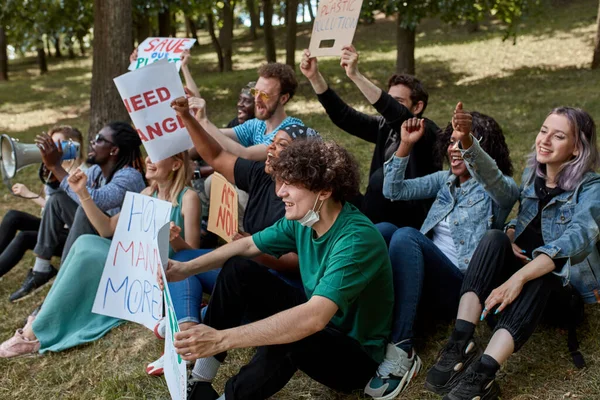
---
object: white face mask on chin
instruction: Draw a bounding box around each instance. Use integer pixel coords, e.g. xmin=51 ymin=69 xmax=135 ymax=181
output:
xmin=298 ymin=193 xmax=324 ymax=227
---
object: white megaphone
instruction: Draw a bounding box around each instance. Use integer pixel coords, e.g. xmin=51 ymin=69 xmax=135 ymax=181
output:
xmin=0 ymin=134 xmax=43 ymax=179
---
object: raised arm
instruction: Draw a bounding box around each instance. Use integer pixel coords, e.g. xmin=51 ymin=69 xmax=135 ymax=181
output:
xmin=180 ymin=50 xmax=200 ymax=97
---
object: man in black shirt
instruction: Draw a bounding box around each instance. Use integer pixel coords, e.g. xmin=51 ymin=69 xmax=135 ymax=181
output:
xmin=300 ymin=46 xmax=441 ymax=229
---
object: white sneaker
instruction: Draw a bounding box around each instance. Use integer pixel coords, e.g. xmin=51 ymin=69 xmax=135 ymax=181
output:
xmin=146 ymin=354 xmax=165 ymax=376
xmin=364 ymin=343 xmax=422 ymax=400
xmin=153 ymin=318 xmax=166 ymax=340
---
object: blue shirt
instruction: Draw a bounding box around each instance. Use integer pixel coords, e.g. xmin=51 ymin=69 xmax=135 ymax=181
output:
xmin=233 ymin=116 xmax=303 ymax=147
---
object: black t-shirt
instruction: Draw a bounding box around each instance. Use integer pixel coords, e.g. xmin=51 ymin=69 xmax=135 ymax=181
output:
xmin=226 ymin=116 xmax=240 ymax=128
xmin=234 ymin=158 xmax=285 ymax=234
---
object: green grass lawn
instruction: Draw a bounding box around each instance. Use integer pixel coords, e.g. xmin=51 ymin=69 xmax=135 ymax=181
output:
xmin=1 ymin=0 xmax=600 ymax=398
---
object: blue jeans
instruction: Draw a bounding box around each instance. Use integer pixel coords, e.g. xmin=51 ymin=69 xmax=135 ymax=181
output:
xmin=377 ymin=223 xmax=464 ymax=348
xmin=169 ymin=249 xmax=218 ymax=324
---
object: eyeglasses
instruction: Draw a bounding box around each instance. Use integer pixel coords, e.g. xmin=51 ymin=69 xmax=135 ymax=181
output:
xmin=250 ymin=87 xmax=279 ymax=102
xmin=93 ymin=133 xmax=116 ymax=146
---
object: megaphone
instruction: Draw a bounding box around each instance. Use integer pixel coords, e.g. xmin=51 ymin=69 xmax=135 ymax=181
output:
xmin=0 ymin=135 xmax=42 ymax=179
xmin=0 ymin=135 xmax=81 ymax=179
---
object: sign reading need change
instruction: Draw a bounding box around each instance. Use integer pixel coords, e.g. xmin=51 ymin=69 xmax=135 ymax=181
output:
xmin=308 ymin=0 xmax=364 ymax=57
xmin=114 ymin=60 xmax=194 ymax=163
xmin=92 ymin=192 xmax=172 ymax=330
xmin=129 ymin=37 xmax=196 ymax=71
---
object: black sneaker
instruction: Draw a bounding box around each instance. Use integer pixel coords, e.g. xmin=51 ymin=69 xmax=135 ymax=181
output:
xmin=424 ymin=336 xmax=481 ymax=395
xmin=187 ymin=379 xmax=219 ymax=400
xmin=442 ymin=361 xmax=500 ymax=400
xmin=9 ymin=268 xmax=57 ymax=303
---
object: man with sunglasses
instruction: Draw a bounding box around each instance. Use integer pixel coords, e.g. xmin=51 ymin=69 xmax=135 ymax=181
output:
xmin=191 ymin=63 xmax=303 ymax=162
xmin=9 ymin=123 xmax=146 ymax=302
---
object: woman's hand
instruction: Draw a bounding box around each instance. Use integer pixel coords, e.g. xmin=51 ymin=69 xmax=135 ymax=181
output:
xmin=300 ymin=49 xmax=319 ymax=80
xmin=169 ymin=221 xmax=182 ymax=242
xmin=180 ymin=49 xmax=191 ymax=67
xmin=451 ymin=102 xmax=473 ymax=149
xmin=340 ymin=45 xmax=359 ymax=79
xmin=12 ymin=183 xmax=33 ymax=197
xmin=481 ymin=274 xmax=526 ymax=319
xmin=506 ymin=228 xmax=530 ymax=265
xmin=129 ymin=48 xmax=138 ymax=64
xmin=67 ymin=169 xmax=89 ymax=196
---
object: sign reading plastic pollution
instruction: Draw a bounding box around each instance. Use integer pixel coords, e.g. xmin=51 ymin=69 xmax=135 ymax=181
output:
xmin=129 ymin=37 xmax=196 ymax=71
xmin=114 ymin=60 xmax=193 ymax=162
xmin=308 ymin=0 xmax=364 ymax=57
xmin=207 ymin=172 xmax=238 ymax=242
xmin=92 ymin=192 xmax=172 ymax=330
xmin=156 ymin=223 xmax=187 ymax=400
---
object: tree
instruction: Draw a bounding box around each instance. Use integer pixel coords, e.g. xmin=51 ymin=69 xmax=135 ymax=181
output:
xmin=246 ymin=0 xmax=260 ymax=40
xmin=218 ymin=0 xmax=236 ymax=72
xmin=285 ymin=0 xmax=299 ymax=67
xmin=263 ymin=0 xmax=276 ymax=62
xmin=0 ymin=26 xmax=7 ymax=81
xmin=206 ymin=11 xmax=225 ymax=72
xmin=89 ymin=0 xmax=133 ymax=136
xmin=592 ymin=0 xmax=600 ymax=69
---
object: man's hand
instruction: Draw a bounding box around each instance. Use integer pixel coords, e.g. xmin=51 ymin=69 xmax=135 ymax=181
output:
xmin=164 ymin=259 xmax=191 ymax=283
xmin=174 ymin=324 xmax=226 ymax=361
xmin=12 ymin=183 xmax=33 ymax=197
xmin=171 ymin=96 xmax=190 ymax=116
xmin=451 ymin=102 xmax=473 ymax=147
xmin=340 ymin=45 xmax=359 ymax=79
xmin=67 ymin=169 xmax=89 ymax=196
xmin=481 ymin=274 xmax=525 ymax=319
xmin=35 ymin=133 xmax=62 ymax=170
xmin=181 ymin=49 xmax=191 ymax=67
xmin=300 ymin=49 xmax=319 ymax=80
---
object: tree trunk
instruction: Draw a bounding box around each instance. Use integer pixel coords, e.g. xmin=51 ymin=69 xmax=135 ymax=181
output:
xmin=263 ymin=0 xmax=276 ymax=62
xmin=396 ymin=20 xmax=416 ymax=75
xmin=136 ymin=14 xmax=151 ymax=45
xmin=67 ymin=36 xmax=76 ymax=59
xmin=45 ymin=36 xmax=52 ymax=57
xmin=285 ymin=0 xmax=298 ymax=67
xmin=171 ymin=12 xmax=177 ymax=37
xmin=219 ymin=0 xmax=235 ymax=72
xmin=89 ymin=0 xmax=132 ymax=136
xmin=158 ymin=8 xmax=171 ymax=37
xmin=465 ymin=20 xmax=480 ymax=33
xmin=36 ymin=40 xmax=48 ymax=74
xmin=77 ymin=33 xmax=86 ymax=56
xmin=592 ymin=0 xmax=600 ymax=69
xmin=306 ymin=0 xmax=314 ymax=22
xmin=246 ymin=0 xmax=260 ymax=40
xmin=53 ymin=35 xmax=62 ymax=57
xmin=185 ymin=16 xmax=199 ymax=45
xmin=206 ymin=12 xmax=225 ymax=72
xmin=0 ymin=26 xmax=7 ymax=81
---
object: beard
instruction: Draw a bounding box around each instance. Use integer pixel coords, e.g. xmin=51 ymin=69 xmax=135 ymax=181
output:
xmin=255 ymin=99 xmax=279 ymax=121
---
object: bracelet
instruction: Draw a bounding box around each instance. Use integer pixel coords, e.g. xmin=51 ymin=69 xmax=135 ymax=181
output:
xmin=79 ymin=195 xmax=92 ymax=202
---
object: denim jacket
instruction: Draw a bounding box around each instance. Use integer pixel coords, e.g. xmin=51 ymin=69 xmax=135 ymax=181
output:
xmin=383 ymin=137 xmax=519 ymax=272
xmin=509 ymin=169 xmax=600 ymax=304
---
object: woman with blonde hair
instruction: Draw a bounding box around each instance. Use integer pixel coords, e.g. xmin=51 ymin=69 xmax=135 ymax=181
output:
xmin=0 ymin=151 xmax=201 ymax=357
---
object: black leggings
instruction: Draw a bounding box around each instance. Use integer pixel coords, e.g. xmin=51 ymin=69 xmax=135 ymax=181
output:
xmin=0 ymin=209 xmax=66 ymax=278
xmin=460 ymin=229 xmax=562 ymax=352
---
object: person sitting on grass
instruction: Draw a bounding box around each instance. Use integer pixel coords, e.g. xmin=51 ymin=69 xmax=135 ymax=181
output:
xmin=364 ymin=104 xmax=518 ymax=400
xmin=0 ymin=151 xmax=200 ymax=358
xmin=144 ymin=97 xmax=320 ymax=377
xmin=0 ymin=125 xmax=84 ymax=282
xmin=9 ymin=122 xmax=147 ymax=303
xmin=424 ymin=107 xmax=600 ymax=400
xmin=161 ymin=139 xmax=394 ymax=400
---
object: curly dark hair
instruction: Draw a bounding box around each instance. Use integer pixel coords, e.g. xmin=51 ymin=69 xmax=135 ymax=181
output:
xmin=258 ymin=63 xmax=298 ymax=104
xmin=269 ymin=140 xmax=360 ymax=202
xmin=435 ymin=111 xmax=513 ymax=176
xmin=387 ymin=74 xmax=429 ymax=116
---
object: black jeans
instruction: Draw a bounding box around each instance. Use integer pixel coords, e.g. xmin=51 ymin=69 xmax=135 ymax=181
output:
xmin=203 ymin=257 xmax=379 ymax=400
xmin=0 ymin=210 xmax=67 ymax=277
xmin=461 ymin=230 xmax=562 ymax=352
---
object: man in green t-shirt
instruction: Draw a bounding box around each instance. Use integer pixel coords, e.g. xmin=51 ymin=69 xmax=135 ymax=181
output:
xmin=164 ymin=140 xmax=394 ymax=400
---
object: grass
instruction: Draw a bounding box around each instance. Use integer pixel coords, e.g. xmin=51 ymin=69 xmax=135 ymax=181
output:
xmin=1 ymin=0 xmax=600 ymax=398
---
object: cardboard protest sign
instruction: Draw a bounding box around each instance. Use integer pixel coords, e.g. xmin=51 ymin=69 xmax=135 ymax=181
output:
xmin=308 ymin=0 xmax=364 ymax=57
xmin=92 ymin=192 xmax=172 ymax=330
xmin=129 ymin=37 xmax=196 ymax=71
xmin=114 ymin=60 xmax=193 ymax=162
xmin=207 ymin=172 xmax=238 ymax=242
xmin=156 ymin=223 xmax=187 ymax=400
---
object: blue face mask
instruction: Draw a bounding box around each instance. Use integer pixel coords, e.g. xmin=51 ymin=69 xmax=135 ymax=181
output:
xmin=298 ymin=193 xmax=324 ymax=227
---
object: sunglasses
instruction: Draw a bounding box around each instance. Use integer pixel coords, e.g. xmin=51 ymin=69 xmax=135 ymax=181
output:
xmin=93 ymin=133 xmax=116 ymax=146
xmin=250 ymin=87 xmax=279 ymax=102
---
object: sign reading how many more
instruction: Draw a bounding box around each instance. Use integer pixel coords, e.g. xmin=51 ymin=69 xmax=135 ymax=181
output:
xmin=129 ymin=37 xmax=196 ymax=72
xmin=207 ymin=172 xmax=239 ymax=242
xmin=114 ymin=59 xmax=194 ymax=162
xmin=92 ymin=192 xmax=172 ymax=331
xmin=308 ymin=0 xmax=364 ymax=57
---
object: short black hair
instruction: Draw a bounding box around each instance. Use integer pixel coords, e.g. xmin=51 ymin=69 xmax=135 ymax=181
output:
xmin=387 ymin=74 xmax=429 ymax=116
